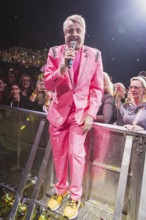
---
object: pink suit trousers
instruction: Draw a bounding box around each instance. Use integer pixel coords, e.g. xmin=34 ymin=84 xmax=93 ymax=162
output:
xmin=49 ymin=107 xmax=87 ymax=201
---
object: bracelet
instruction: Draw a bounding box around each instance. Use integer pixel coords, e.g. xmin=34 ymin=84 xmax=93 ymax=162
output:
xmin=31 ymin=92 xmax=37 ymax=98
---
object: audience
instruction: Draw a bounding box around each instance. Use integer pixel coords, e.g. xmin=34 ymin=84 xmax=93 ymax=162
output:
xmin=138 ymin=70 xmax=146 ymax=102
xmin=1 ymin=59 xmax=146 ymax=133
xmin=95 ymin=72 xmax=115 ymax=124
xmin=0 ymin=47 xmax=47 ymax=68
xmin=18 ymin=73 xmax=34 ymax=109
xmin=113 ymin=82 xmax=127 ymax=123
xmin=0 ymin=76 xmax=7 ymax=104
xmin=29 ymin=73 xmax=53 ymax=112
xmin=114 ymin=82 xmax=126 ymax=110
xmin=5 ymin=83 xmax=26 ymax=108
xmin=117 ymin=76 xmax=146 ymax=131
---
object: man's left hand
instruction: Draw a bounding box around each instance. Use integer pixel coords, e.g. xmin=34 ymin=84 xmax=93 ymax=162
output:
xmin=81 ymin=115 xmax=94 ymax=134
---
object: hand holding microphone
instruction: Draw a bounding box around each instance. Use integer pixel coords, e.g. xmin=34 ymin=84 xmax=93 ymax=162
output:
xmin=68 ymin=41 xmax=76 ymax=68
xmin=59 ymin=41 xmax=76 ymax=75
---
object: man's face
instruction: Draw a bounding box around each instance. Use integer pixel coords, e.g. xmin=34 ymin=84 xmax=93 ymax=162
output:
xmin=64 ymin=21 xmax=85 ymax=49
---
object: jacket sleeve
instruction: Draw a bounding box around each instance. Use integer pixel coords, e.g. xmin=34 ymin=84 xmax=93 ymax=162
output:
xmin=44 ymin=46 xmax=67 ymax=91
xmin=86 ymin=50 xmax=104 ymax=119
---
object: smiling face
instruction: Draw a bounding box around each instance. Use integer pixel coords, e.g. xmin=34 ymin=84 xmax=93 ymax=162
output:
xmin=63 ymin=15 xmax=86 ymax=50
xmin=10 ymin=84 xmax=21 ymax=100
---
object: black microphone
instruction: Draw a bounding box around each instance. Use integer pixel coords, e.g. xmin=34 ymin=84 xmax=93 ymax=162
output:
xmin=68 ymin=41 xmax=76 ymax=68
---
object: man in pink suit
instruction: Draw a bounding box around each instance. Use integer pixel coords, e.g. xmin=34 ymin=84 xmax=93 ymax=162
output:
xmin=44 ymin=14 xmax=103 ymax=219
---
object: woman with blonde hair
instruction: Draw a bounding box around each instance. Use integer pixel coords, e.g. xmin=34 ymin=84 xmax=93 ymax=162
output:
xmin=114 ymin=82 xmax=126 ymax=109
xmin=95 ymin=72 xmax=115 ymax=124
xmin=117 ymin=76 xmax=146 ymax=132
xmin=104 ymin=72 xmax=113 ymax=96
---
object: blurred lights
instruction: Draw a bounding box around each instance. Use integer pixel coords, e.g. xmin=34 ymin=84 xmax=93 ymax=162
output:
xmin=20 ymin=117 xmax=30 ymax=130
xmin=21 ymin=125 xmax=26 ymax=130
xmin=118 ymin=26 xmax=126 ymax=34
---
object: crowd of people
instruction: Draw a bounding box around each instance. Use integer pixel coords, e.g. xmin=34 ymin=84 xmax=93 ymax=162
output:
xmin=0 ymin=53 xmax=145 ymax=131
xmin=0 ymin=66 xmax=53 ymax=112
xmin=0 ymin=47 xmax=47 ymax=68
xmin=0 ymin=50 xmax=146 ymax=132
xmin=1 ymin=51 xmax=146 ymax=128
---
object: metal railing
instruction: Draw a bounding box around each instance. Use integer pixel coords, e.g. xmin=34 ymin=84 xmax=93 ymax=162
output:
xmin=0 ymin=105 xmax=146 ymax=220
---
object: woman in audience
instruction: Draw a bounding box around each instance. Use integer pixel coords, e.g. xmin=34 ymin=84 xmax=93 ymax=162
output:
xmin=95 ymin=72 xmax=115 ymax=124
xmin=29 ymin=73 xmax=53 ymax=112
xmin=113 ymin=82 xmax=127 ymax=123
xmin=114 ymin=82 xmax=126 ymax=110
xmin=117 ymin=76 xmax=146 ymax=131
xmin=19 ymin=73 xmax=34 ymax=109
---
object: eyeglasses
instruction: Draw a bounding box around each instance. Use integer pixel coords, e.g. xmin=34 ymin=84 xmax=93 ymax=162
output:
xmin=129 ymin=86 xmax=143 ymax=90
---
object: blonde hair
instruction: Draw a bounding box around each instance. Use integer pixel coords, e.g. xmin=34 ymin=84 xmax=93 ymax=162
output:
xmin=130 ymin=76 xmax=146 ymax=102
xmin=104 ymin=72 xmax=114 ymax=96
xmin=63 ymin=14 xmax=86 ymax=34
xmin=130 ymin=76 xmax=146 ymax=88
xmin=113 ymin=82 xmax=126 ymax=99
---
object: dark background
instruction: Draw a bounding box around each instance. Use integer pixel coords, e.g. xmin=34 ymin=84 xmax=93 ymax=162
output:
xmin=0 ymin=0 xmax=146 ymax=85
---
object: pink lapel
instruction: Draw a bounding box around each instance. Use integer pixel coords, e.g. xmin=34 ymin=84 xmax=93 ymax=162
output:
xmin=76 ymin=45 xmax=89 ymax=88
xmin=67 ymin=45 xmax=89 ymax=90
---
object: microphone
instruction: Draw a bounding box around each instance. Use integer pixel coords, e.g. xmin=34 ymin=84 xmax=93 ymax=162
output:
xmin=68 ymin=41 xmax=76 ymax=68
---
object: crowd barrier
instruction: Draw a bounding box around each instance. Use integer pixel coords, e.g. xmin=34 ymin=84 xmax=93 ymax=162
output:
xmin=0 ymin=105 xmax=146 ymax=220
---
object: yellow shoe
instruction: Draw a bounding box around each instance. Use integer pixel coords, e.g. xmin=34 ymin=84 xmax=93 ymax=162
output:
xmin=63 ymin=198 xmax=81 ymax=219
xmin=47 ymin=192 xmax=68 ymax=211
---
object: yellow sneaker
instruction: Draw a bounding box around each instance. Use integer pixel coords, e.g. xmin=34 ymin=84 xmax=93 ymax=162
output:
xmin=47 ymin=192 xmax=68 ymax=211
xmin=63 ymin=198 xmax=81 ymax=219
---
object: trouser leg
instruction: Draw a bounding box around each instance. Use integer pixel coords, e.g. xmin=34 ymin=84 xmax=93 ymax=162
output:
xmin=49 ymin=124 xmax=69 ymax=195
xmin=49 ymin=112 xmax=87 ymax=200
xmin=68 ymin=122 xmax=87 ymax=201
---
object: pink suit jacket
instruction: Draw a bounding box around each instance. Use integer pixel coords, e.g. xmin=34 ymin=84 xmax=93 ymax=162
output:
xmin=44 ymin=44 xmax=103 ymax=127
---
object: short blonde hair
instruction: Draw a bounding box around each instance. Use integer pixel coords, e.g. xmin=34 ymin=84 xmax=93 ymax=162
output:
xmin=63 ymin=14 xmax=86 ymax=34
xmin=130 ymin=76 xmax=146 ymax=88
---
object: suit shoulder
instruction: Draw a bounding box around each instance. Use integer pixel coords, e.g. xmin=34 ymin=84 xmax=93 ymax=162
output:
xmin=48 ymin=45 xmax=65 ymax=58
xmin=84 ymin=45 xmax=101 ymax=62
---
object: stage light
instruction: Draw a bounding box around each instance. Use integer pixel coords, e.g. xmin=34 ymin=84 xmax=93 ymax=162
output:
xmin=135 ymin=0 xmax=146 ymax=13
xmin=136 ymin=58 xmax=140 ymax=62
